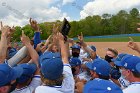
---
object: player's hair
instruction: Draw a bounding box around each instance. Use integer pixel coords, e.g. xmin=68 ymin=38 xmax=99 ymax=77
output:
xmin=107 ymin=48 xmax=118 ymax=57
xmin=41 ymin=73 xmax=64 ymax=86
xmin=98 ymin=74 xmax=110 ymax=80
xmin=132 ymin=71 xmax=140 ymax=78
xmin=71 ymin=66 xmax=81 ymax=76
xmin=72 ymin=48 xmax=80 ymax=51
xmin=71 ymin=67 xmax=76 ymax=75
xmin=17 ymin=78 xmax=32 ymax=87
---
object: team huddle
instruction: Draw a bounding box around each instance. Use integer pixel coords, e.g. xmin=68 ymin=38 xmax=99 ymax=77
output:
xmin=0 ymin=18 xmax=140 ymax=93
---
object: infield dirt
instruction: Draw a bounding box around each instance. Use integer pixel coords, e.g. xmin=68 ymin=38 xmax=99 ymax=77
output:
xmin=86 ymin=42 xmax=140 ymax=57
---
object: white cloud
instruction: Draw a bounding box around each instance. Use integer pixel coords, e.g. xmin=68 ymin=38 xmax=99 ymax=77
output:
xmin=62 ymin=0 xmax=75 ymax=5
xmin=27 ymin=7 xmax=70 ymax=22
xmin=80 ymin=0 xmax=140 ymax=19
xmin=2 ymin=15 xmax=28 ymax=26
xmin=0 ymin=0 xmax=70 ymax=26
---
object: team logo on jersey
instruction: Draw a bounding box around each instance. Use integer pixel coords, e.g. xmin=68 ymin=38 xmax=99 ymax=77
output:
xmin=94 ymin=67 xmax=96 ymax=70
xmin=124 ymin=63 xmax=127 ymax=67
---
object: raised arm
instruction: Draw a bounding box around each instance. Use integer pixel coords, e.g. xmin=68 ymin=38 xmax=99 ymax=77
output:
xmin=78 ymin=32 xmax=96 ymax=60
xmin=58 ymin=32 xmax=69 ymax=64
xmin=21 ymin=31 xmax=39 ymax=66
xmin=0 ymin=22 xmax=10 ymax=63
xmin=29 ymin=18 xmax=41 ymax=49
xmin=29 ymin=18 xmax=40 ymax=31
xmin=127 ymin=37 xmax=140 ymax=54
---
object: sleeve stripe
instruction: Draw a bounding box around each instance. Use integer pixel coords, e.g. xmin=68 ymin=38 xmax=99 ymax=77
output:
xmin=64 ymin=64 xmax=71 ymax=68
xmin=34 ymin=75 xmax=41 ymax=78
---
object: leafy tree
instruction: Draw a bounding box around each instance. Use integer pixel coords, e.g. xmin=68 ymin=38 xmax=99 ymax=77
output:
xmin=130 ymin=8 xmax=139 ymax=18
xmin=5 ymin=8 xmax=140 ymax=41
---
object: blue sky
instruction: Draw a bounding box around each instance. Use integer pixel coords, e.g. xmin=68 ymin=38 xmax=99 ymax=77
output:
xmin=0 ymin=0 xmax=140 ymax=26
xmin=61 ymin=0 xmax=92 ymax=20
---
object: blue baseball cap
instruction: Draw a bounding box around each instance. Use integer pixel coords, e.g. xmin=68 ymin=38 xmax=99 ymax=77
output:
xmin=84 ymin=78 xmax=123 ymax=93
xmin=120 ymin=55 xmax=140 ymax=72
xmin=86 ymin=58 xmax=111 ymax=76
xmin=39 ymin=51 xmax=61 ymax=66
xmin=90 ymin=45 xmax=96 ymax=52
xmin=40 ymin=52 xmax=63 ymax=80
xmin=17 ymin=63 xmax=37 ymax=83
xmin=40 ymin=51 xmax=61 ymax=61
xmin=111 ymin=53 xmax=128 ymax=66
xmin=69 ymin=57 xmax=81 ymax=66
xmin=136 ymin=62 xmax=140 ymax=73
xmin=8 ymin=51 xmax=17 ymax=59
xmin=71 ymin=44 xmax=81 ymax=49
xmin=0 ymin=63 xmax=23 ymax=87
xmin=110 ymin=67 xmax=121 ymax=79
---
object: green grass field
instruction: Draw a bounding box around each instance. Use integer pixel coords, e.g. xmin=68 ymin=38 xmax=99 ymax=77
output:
xmin=83 ymin=36 xmax=140 ymax=42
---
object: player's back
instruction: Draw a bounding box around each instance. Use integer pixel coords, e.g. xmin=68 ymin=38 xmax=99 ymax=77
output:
xmin=123 ymin=83 xmax=140 ymax=93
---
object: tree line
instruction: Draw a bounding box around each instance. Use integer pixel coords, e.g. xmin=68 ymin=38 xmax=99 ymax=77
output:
xmin=11 ymin=8 xmax=140 ymax=41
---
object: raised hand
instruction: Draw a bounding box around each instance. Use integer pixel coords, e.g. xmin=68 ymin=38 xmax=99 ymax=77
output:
xmin=78 ymin=32 xmax=84 ymax=42
xmin=10 ymin=26 xmax=15 ymax=34
xmin=21 ymin=30 xmax=31 ymax=45
xmin=75 ymin=82 xmax=84 ymax=93
xmin=52 ymin=24 xmax=59 ymax=35
xmin=127 ymin=37 xmax=139 ymax=51
xmin=0 ymin=21 xmax=10 ymax=37
xmin=29 ymin=18 xmax=40 ymax=31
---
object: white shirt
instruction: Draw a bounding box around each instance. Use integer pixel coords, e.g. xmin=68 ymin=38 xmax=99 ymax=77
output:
xmin=35 ymin=64 xmax=75 ymax=93
xmin=119 ymin=76 xmax=130 ymax=89
xmin=11 ymin=75 xmax=41 ymax=93
xmin=123 ymin=82 xmax=140 ymax=93
xmin=79 ymin=49 xmax=88 ymax=60
xmin=76 ymin=71 xmax=91 ymax=81
xmin=69 ymin=49 xmax=88 ymax=63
